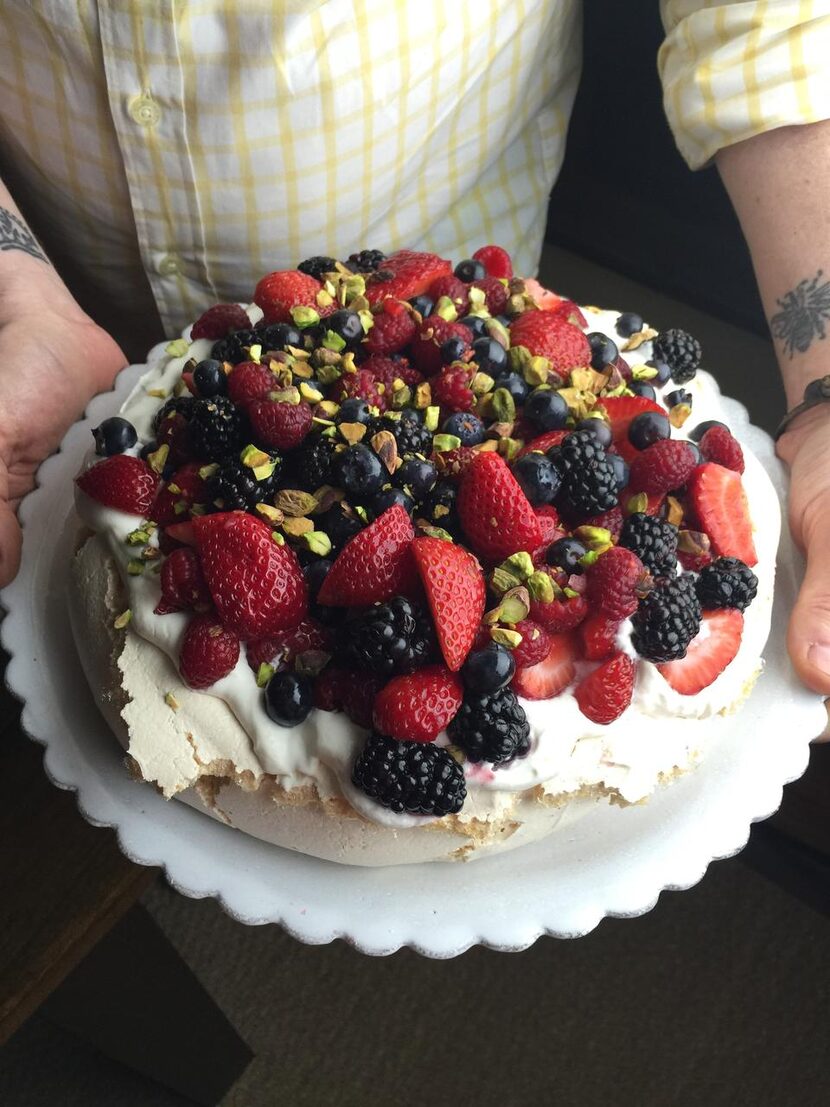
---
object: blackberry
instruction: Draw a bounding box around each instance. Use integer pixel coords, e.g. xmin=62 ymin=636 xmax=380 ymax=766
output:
xmin=695 ymin=558 xmax=758 ymax=612
xmin=448 ymin=687 xmax=530 ymax=766
xmin=152 ymin=395 xmax=196 ymax=436
xmin=631 ymin=574 xmax=702 ymax=662
xmin=205 ymin=455 xmax=280 ymax=512
xmin=346 ymin=248 xmax=386 ymax=272
xmin=552 ymin=430 xmax=619 ymax=520
xmin=367 ymin=413 xmax=432 ymax=457
xmin=652 ymin=329 xmax=701 ymax=385
xmin=352 ymin=733 xmax=466 ymax=816
xmin=210 ymin=327 xmax=261 ymax=365
xmin=421 ymin=479 xmax=460 ymax=534
xmin=619 ymin=513 xmax=678 ymax=577
xmin=187 ymin=396 xmax=248 ymax=461
xmin=297 ymin=255 xmax=337 ymax=281
xmin=340 ymin=596 xmax=435 ymax=676
xmin=289 ymin=433 xmax=335 ymax=490
xmin=317 ymin=503 xmax=363 ymax=550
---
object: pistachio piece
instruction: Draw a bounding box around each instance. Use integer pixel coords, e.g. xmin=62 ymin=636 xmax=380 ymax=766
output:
xmin=146 ymin=444 xmax=169 ymax=474
xmin=256 ymin=662 xmax=275 ymax=688
xmin=432 ymin=433 xmax=462 ymax=453
xmin=491 ymin=627 xmax=523 ymax=649
xmin=275 ymin=489 xmax=318 ymax=517
xmin=281 ymin=516 xmax=313 ymax=537
xmin=113 ymin=609 xmax=132 ymax=629
xmin=303 ymin=530 xmax=333 ymax=557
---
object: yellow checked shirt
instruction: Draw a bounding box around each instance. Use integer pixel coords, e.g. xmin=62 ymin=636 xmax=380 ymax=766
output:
xmin=0 ymin=1 xmax=829 ymax=341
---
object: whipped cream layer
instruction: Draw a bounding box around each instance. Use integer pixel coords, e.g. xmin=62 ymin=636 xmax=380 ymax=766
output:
xmin=73 ymin=305 xmax=780 ymax=828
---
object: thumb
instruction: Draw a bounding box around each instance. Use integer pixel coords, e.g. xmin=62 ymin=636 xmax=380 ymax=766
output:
xmin=788 ymin=510 xmax=830 ymax=697
xmin=0 ymin=500 xmax=22 ymax=589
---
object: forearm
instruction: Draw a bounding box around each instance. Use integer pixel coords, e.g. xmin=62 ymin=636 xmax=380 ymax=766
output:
xmin=717 ymin=121 xmax=830 ymax=409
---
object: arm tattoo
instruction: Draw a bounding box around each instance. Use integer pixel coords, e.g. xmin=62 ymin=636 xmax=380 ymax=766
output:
xmin=0 ymin=207 xmax=47 ymax=263
xmin=770 ymin=270 xmax=830 ymax=358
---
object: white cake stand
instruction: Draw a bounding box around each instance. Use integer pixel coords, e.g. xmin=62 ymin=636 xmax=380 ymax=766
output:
xmin=1 ymin=358 xmax=825 ymax=957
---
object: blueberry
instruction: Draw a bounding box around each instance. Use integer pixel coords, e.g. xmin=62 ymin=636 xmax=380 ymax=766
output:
xmin=576 ymin=418 xmax=612 ymax=448
xmin=460 ymin=314 xmax=488 ymax=339
xmin=495 ymin=315 xmax=511 ymax=328
xmin=685 ymin=441 xmax=703 ymax=465
xmin=616 ymin=311 xmax=644 ymax=338
xmin=92 ymin=417 xmax=138 ymax=457
xmin=607 ymin=451 xmax=630 ymax=493
xmin=688 ymin=419 xmax=728 ymax=443
xmin=397 ymin=458 xmax=437 ymax=498
xmin=336 ymin=398 xmax=372 ymax=425
xmin=332 ymin=443 xmax=385 ymax=498
xmin=399 ymin=406 xmax=423 ymax=424
xmin=472 ymin=336 xmax=508 ymax=375
xmin=666 ymin=389 xmax=692 ymax=408
xmin=629 ymin=381 xmax=657 ymax=401
xmin=259 ymin=322 xmax=303 ymax=351
xmin=461 ymin=641 xmax=516 ymax=694
xmin=454 ymin=258 xmax=486 ymax=282
xmin=442 ymin=411 xmax=485 ymax=446
xmin=512 ymin=453 xmax=561 ymax=506
xmin=494 ymin=372 xmax=529 ymax=405
xmin=303 ymin=557 xmax=332 ymax=598
xmin=546 ymin=536 xmax=587 ymax=573
xmin=628 ymin=411 xmax=670 ymax=450
xmin=264 ymin=671 xmax=315 ymax=727
xmin=192 ymin=358 xmax=227 ymax=398
xmin=647 ymin=358 xmax=672 ymax=385
xmin=409 ymin=295 xmax=434 ymax=317
xmin=318 ymin=504 xmax=364 ymax=549
xmin=587 ymin=332 xmax=618 ymax=370
xmin=325 ymin=309 xmax=364 ymax=346
xmin=441 ymin=336 xmax=467 ymax=364
xmin=371 ymin=487 xmax=414 ymax=516
xmin=525 ymin=388 xmax=569 ymax=431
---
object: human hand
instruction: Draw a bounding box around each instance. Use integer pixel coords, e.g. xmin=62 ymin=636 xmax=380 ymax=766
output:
xmin=0 ymin=297 xmax=125 ymax=586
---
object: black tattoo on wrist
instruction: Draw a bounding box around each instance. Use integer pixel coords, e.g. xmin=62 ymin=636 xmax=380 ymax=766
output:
xmin=0 ymin=207 xmax=47 ymax=262
xmin=770 ymin=269 xmax=830 ymax=358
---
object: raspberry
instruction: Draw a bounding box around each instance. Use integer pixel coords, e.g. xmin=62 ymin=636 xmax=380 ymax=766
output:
xmin=587 ymin=545 xmax=648 ymax=620
xmin=471 ymin=276 xmax=508 ymax=316
xmin=190 ymin=303 xmax=251 ymax=341
xmin=628 ymin=439 xmax=698 ymax=494
xmin=329 ymin=368 xmax=388 ymax=411
xmin=529 ymin=589 xmax=589 ymax=632
xmin=431 ymin=365 xmax=476 ymax=413
xmin=510 ymin=620 xmax=552 ymax=668
xmin=410 ymin=317 xmax=473 ymax=376
xmin=428 ymin=274 xmax=470 ymax=312
xmin=472 ymin=245 xmax=513 ymax=279
xmin=179 ymin=613 xmax=241 ymax=689
xmin=579 ymin=612 xmax=622 ymax=660
xmin=155 ymin=548 xmax=212 ymax=614
xmin=227 ymin=361 xmax=276 ymax=407
xmin=583 ymin=504 xmax=623 ymax=541
xmin=254 ymin=269 xmax=323 ymax=324
xmin=246 ymin=618 xmax=332 ymax=670
xmin=149 ymin=462 xmax=207 ymax=527
xmin=361 ymin=355 xmax=423 ymax=390
xmin=248 ymin=399 xmax=313 ymax=449
xmin=362 ymin=308 xmax=418 ymax=356
xmin=699 ymin=425 xmax=745 ymax=473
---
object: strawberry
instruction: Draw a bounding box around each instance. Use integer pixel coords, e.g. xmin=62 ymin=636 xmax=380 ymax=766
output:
xmin=155 ymin=547 xmax=212 ymax=615
xmin=457 ymin=451 xmax=542 ymax=562
xmin=410 ymin=317 xmax=473 ymax=376
xmin=574 ymin=652 xmax=635 ymax=724
xmin=362 ymin=307 xmax=418 ymax=356
xmin=363 ymin=249 xmax=452 ymax=306
xmin=315 ymin=665 xmax=380 ymax=728
xmin=162 ymin=520 xmax=197 ymax=548
xmin=471 ymin=276 xmax=508 ymax=316
xmin=411 ymin=535 xmax=486 ymax=670
xmin=150 ymin=463 xmax=207 ymax=527
xmin=522 ymin=278 xmax=562 ymax=311
xmin=328 ymin=367 xmax=388 ymax=411
xmin=431 ymin=364 xmax=476 ymax=413
xmin=599 ymin=395 xmax=665 ymax=463
xmin=192 ymin=512 xmax=307 ymax=639
xmin=587 ymin=546 xmax=648 ymax=620
xmin=508 ymin=314 xmax=590 ymax=376
xmin=362 ymin=355 xmax=423 ymax=390
xmin=254 ymin=269 xmax=324 ymax=324
xmin=190 ymin=303 xmax=250 ymax=341
xmin=583 ymin=504 xmax=624 ymax=540
xmin=179 ymin=613 xmax=241 ymax=689
xmin=248 ymin=399 xmax=313 ymax=449
xmin=246 ymin=618 xmax=332 ymax=670
xmin=688 ymin=463 xmax=757 ymax=566
xmin=317 ymin=504 xmax=416 ymax=606
xmin=657 ymin=609 xmax=743 ymax=694
xmin=516 ymin=428 xmax=569 ymax=458
xmin=530 ymin=590 xmax=589 ymax=632
xmin=531 ymin=504 xmax=563 ymax=564
xmin=472 ymin=245 xmax=513 ymax=279
xmin=227 ymin=361 xmax=276 ymax=407
xmin=511 ymin=620 xmax=552 ymax=668
xmin=155 ymin=411 xmax=193 ymax=466
xmin=372 ymin=664 xmax=463 ymax=743
xmin=699 ymin=425 xmax=745 ymax=473
xmin=428 ymin=274 xmax=470 ymax=312
xmin=512 ymin=633 xmax=577 ymax=700
xmin=76 ymin=455 xmax=159 ymax=515
xmin=628 ymin=439 xmax=697 ymax=494
xmin=580 ymin=612 xmax=622 ymax=660
xmin=550 ymin=299 xmax=588 ymax=328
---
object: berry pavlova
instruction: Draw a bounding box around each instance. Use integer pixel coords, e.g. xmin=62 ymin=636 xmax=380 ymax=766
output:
xmin=69 ymin=246 xmax=778 ymax=866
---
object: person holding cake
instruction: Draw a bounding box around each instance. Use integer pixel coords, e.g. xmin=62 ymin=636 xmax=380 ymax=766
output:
xmin=0 ymin=0 xmax=827 ymax=850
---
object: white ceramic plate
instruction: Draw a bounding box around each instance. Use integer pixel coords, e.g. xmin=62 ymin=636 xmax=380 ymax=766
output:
xmin=2 ymin=359 xmax=825 ymax=957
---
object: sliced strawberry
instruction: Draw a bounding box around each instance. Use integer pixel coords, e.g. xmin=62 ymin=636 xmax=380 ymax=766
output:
xmin=688 ymin=463 xmax=757 ymax=566
xmin=599 ymin=395 xmax=665 ymax=463
xmin=657 ymin=609 xmax=743 ymax=694
xmin=317 ymin=504 xmax=416 ymax=606
xmin=457 ymin=451 xmax=542 ymax=562
xmin=511 ymin=634 xmax=577 ymax=700
xmin=253 ymin=270 xmax=323 ymax=324
xmin=516 ymin=428 xmax=569 ymax=458
xmin=574 ymin=652 xmax=635 ymax=724
xmin=163 ymin=521 xmax=197 ymax=547
xmin=372 ymin=664 xmax=463 ymax=743
xmin=76 ymin=455 xmax=159 ymax=515
xmin=508 ymin=313 xmax=590 ymax=377
xmin=411 ymin=536 xmax=485 ymax=671
xmin=363 ymin=249 xmax=452 ymax=306
xmin=192 ymin=512 xmax=307 ymax=639
xmin=149 ymin=463 xmax=207 ymax=527
xmin=522 ymin=277 xmax=562 ymax=311
xmin=580 ymin=613 xmax=622 ymax=660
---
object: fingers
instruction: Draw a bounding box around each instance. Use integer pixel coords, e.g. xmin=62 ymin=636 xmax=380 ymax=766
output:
xmin=788 ymin=509 xmax=830 ymax=698
xmin=0 ymin=500 xmax=21 ymax=588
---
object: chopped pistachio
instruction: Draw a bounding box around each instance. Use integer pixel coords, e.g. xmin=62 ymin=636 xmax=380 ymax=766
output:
xmin=666 ymin=496 xmax=685 ymax=528
xmin=471 ymin=371 xmax=495 ymax=396
xmin=416 ymin=524 xmax=454 ymax=542
xmin=622 ymin=326 xmax=658 ymax=352
xmin=625 ymin=493 xmax=649 ymax=516
xmin=525 ymin=357 xmax=552 ymax=387
xmin=198 ymin=463 xmax=220 ymax=480
xmin=173 ymin=499 xmax=189 ymax=515
xmin=678 ymin=529 xmax=711 ymax=556
xmin=310 ymin=484 xmax=344 ymax=514
xmin=434 ymin=296 xmax=458 ymax=322
xmin=491 ymin=627 xmax=523 ymax=649
xmin=291 ymin=306 xmax=320 ymax=328
xmin=164 ymin=692 xmax=180 ymax=711
xmin=275 ymin=489 xmax=318 ymax=517
xmin=414 ymin=382 xmax=432 ymax=409
xmin=391 ymin=384 xmax=412 ymax=409
xmin=424 ymin=405 xmax=440 ymax=432
xmin=303 ymin=530 xmax=333 ymax=557
xmin=126 ymin=528 xmax=151 ymax=546
xmin=322 ymin=329 xmax=346 ymax=352
xmin=271 ymin=531 xmax=285 ymax=545
xmin=432 ymin=433 xmax=462 ymax=453
xmin=315 ymin=363 xmax=341 ymax=387
xmin=371 ymin=429 xmax=400 ymax=473
xmin=497 ymin=437 xmax=522 ymax=462
xmin=338 ymin=421 xmax=367 ymax=445
xmin=255 ymin=503 xmax=285 ymax=525
xmin=579 ymin=549 xmax=600 ymax=568
xmin=256 ymin=662 xmax=275 ymax=688
xmin=316 ymin=400 xmax=340 ymax=420
xmin=527 ymin=570 xmax=555 ymax=603
xmin=270 ymin=386 xmax=301 ymax=405
xmin=669 ymin=403 xmax=692 ymax=429
xmin=354 ymin=504 xmax=369 ymax=523
xmin=631 ymin=364 xmax=658 ymax=381
xmin=240 ymin=444 xmax=271 ymax=469
xmin=490 ymin=387 xmax=516 ymax=424
xmin=164 ymin=337 xmax=190 ymax=357
xmin=113 ymin=609 xmax=132 ymax=629
xmin=573 ymin=525 xmax=613 ymax=552
xmin=299 ymin=381 xmax=324 ymax=404
xmin=126 ymin=559 xmax=145 ymax=576
xmin=146 ymin=444 xmax=169 ymax=474
xmin=498 ymin=586 xmax=531 ymax=625
xmin=282 ymin=516 xmax=313 ymax=537
xmin=467 ymin=286 xmax=488 ymax=314
xmin=484 ymin=317 xmax=510 ymax=347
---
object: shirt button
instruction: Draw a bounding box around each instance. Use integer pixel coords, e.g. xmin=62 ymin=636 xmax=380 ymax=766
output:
xmin=158 ymin=254 xmax=182 ymax=276
xmin=128 ymin=93 xmax=161 ymax=127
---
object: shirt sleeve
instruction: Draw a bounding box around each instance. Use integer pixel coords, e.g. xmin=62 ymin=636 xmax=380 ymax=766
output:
xmin=658 ymin=1 xmax=830 ymax=169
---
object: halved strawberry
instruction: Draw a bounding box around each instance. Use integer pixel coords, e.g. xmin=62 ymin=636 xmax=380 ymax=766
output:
xmin=511 ymin=634 xmax=577 ymax=700
xmin=76 ymin=455 xmax=159 ymax=515
xmin=599 ymin=395 xmax=665 ymax=463
xmin=574 ymin=652 xmax=635 ymax=724
xmin=372 ymin=664 xmax=463 ymax=743
xmin=657 ymin=609 xmax=743 ymax=694
xmin=150 ymin=463 xmax=207 ymax=527
xmin=523 ymin=277 xmax=562 ymax=311
xmin=253 ymin=269 xmax=323 ymax=324
xmin=363 ymin=250 xmax=452 ymax=306
xmin=516 ymin=428 xmax=569 ymax=458
xmin=457 ymin=451 xmax=542 ymax=562
xmin=580 ymin=612 xmax=622 ymax=660
xmin=317 ymin=504 xmax=416 ymax=606
xmin=508 ymin=313 xmax=590 ymax=377
xmin=411 ymin=536 xmax=485 ymax=671
xmin=687 ymin=463 xmax=757 ymax=566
